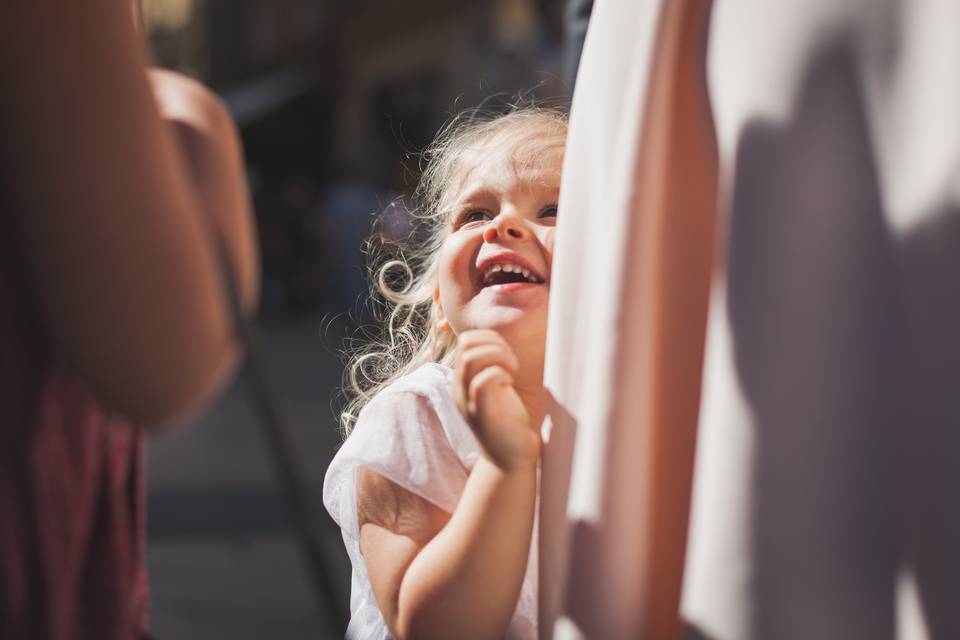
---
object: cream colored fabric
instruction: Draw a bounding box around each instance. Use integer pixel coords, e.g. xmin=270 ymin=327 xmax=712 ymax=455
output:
xmin=543 ymin=0 xmax=960 ymax=638
xmin=540 ymin=0 xmax=716 ymax=636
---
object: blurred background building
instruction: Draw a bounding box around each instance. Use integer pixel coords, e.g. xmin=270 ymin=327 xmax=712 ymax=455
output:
xmin=142 ymin=1 xmax=565 ymax=637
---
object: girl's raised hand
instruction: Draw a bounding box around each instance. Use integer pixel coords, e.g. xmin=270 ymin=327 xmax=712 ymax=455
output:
xmin=452 ymin=330 xmax=541 ymax=472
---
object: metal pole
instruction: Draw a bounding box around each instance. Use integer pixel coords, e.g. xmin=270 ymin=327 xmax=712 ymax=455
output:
xmin=213 ymin=237 xmax=349 ymax=637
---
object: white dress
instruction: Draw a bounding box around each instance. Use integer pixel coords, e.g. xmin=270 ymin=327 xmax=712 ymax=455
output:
xmin=323 ymin=363 xmax=539 ymax=640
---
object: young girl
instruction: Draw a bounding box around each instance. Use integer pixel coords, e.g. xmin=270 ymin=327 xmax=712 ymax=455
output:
xmin=323 ymin=107 xmax=566 ymax=639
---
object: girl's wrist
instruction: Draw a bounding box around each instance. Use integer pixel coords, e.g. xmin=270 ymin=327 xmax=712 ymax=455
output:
xmin=478 ymin=449 xmax=539 ymax=477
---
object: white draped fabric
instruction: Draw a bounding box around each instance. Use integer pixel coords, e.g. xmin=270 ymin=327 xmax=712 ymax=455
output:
xmin=542 ymin=0 xmax=960 ymax=638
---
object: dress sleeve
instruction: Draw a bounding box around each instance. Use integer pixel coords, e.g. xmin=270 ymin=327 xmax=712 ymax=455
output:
xmin=322 ymin=386 xmax=470 ymax=546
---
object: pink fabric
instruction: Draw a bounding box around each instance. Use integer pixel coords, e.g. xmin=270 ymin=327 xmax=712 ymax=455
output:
xmin=0 ymin=234 xmax=148 ymax=640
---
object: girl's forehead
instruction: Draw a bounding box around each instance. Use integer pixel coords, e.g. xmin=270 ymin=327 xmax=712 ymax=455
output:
xmin=450 ymin=138 xmax=564 ymax=198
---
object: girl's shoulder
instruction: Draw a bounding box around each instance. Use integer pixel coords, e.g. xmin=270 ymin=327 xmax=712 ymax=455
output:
xmin=324 ymin=362 xmax=476 ymax=525
xmin=368 ymin=362 xmax=453 ymax=407
xmin=357 ymin=362 xmax=478 ymax=469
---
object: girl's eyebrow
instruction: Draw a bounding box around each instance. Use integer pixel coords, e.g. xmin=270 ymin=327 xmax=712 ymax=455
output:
xmin=453 ymin=187 xmax=497 ymax=206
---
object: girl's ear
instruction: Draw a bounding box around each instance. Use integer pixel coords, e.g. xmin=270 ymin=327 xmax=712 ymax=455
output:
xmin=433 ymin=289 xmax=451 ymax=333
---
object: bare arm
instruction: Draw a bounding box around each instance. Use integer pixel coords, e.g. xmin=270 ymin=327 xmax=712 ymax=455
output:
xmin=359 ymin=460 xmax=536 ymax=640
xmin=0 ymin=0 xmax=258 ymax=426
xmin=358 ymin=331 xmax=540 ymax=639
xmin=149 ymin=68 xmax=260 ymax=317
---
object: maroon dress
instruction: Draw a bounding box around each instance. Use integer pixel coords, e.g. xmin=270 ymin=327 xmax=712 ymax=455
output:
xmin=0 ymin=222 xmax=149 ymax=639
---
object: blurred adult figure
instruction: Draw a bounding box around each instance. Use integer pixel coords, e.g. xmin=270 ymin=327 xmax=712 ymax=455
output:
xmin=0 ymin=1 xmax=258 ymax=638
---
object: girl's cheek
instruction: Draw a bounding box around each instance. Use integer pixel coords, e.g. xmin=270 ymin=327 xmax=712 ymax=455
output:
xmin=541 ymin=229 xmax=556 ymax=253
xmin=440 ymin=233 xmax=480 ymax=290
xmin=459 ymin=232 xmax=483 ymax=267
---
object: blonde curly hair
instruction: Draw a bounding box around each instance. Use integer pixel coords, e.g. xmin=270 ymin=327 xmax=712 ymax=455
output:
xmin=340 ymin=106 xmax=567 ymax=435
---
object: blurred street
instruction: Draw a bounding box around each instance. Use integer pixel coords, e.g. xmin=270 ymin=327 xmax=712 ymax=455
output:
xmin=146 ymin=312 xmax=353 ymax=639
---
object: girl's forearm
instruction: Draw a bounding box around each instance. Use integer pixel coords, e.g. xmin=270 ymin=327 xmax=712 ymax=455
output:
xmin=395 ymin=456 xmax=537 ymax=639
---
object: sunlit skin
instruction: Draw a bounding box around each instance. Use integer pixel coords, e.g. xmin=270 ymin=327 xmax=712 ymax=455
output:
xmin=436 ymin=146 xmax=562 ymax=441
xmin=437 ymin=157 xmax=558 ymax=339
xmin=356 ymin=131 xmax=566 ymax=639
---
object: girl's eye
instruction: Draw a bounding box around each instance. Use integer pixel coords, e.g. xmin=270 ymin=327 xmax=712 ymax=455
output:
xmin=459 ymin=210 xmax=490 ymax=226
xmin=540 ymin=205 xmax=559 ymax=218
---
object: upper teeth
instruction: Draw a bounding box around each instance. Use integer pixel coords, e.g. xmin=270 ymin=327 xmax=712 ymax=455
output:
xmin=482 ymin=263 xmax=542 ymax=285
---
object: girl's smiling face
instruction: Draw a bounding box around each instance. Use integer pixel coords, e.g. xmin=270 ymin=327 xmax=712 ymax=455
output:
xmin=434 ymin=135 xmax=563 ymax=353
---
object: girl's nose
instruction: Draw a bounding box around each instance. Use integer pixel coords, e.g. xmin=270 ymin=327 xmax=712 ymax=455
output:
xmin=483 ymin=214 xmax=528 ymax=243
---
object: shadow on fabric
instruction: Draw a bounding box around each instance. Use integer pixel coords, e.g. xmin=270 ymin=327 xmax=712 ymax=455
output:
xmin=726 ymin=40 xmax=960 ymax=639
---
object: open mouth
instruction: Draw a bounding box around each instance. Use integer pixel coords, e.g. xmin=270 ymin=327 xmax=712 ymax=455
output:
xmin=479 ymin=261 xmax=545 ymax=288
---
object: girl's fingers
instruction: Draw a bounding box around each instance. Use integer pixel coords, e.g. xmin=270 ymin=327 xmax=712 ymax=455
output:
xmin=452 ymin=330 xmax=519 ymax=423
xmin=466 ymin=365 xmax=514 ymax=418
xmin=452 ymin=331 xmax=517 ymax=409
xmin=457 ymin=343 xmax=519 ymax=386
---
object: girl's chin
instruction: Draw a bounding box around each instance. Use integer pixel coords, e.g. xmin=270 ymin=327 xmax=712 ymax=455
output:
xmin=453 ymin=294 xmax=548 ymax=337
xmin=468 ymin=311 xmax=546 ymax=340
